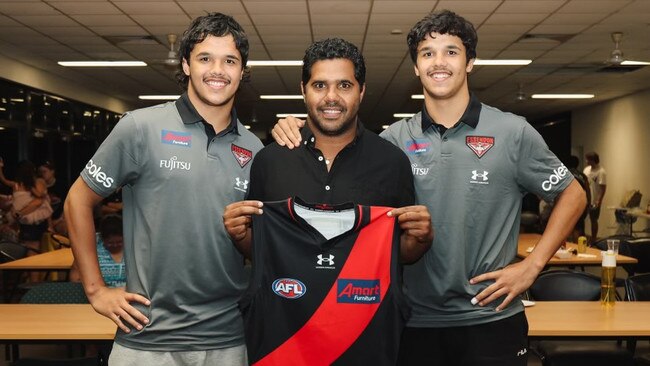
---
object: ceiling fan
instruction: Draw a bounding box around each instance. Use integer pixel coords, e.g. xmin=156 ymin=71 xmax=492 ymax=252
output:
xmin=563 ymin=32 xmax=650 ymax=72
xmin=150 ymin=34 xmax=180 ymax=70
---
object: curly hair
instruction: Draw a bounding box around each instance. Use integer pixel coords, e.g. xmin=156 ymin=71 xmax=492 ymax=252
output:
xmin=407 ymin=10 xmax=478 ymax=64
xmin=301 ymin=38 xmax=366 ymax=86
xmin=175 ymin=13 xmax=249 ymax=89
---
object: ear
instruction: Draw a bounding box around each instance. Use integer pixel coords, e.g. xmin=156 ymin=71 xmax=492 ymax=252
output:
xmin=413 ymin=63 xmax=420 ymax=77
xmin=359 ymin=83 xmax=366 ymax=102
xmin=466 ymin=58 xmax=475 ymax=73
xmin=300 ymin=82 xmax=306 ymax=97
xmin=182 ymin=58 xmax=190 ymax=76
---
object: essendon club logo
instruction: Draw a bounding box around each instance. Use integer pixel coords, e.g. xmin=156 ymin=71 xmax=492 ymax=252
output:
xmin=231 ymin=144 xmax=252 ymax=168
xmin=466 ymin=136 xmax=494 ymax=158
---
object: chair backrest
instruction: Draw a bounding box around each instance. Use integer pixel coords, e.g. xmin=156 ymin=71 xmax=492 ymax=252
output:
xmin=20 ymin=282 xmax=89 ymax=304
xmin=628 ymin=238 xmax=650 ymax=274
xmin=0 ymin=240 xmax=28 ymax=263
xmin=529 ymin=269 xmax=601 ymax=301
xmin=625 ymin=273 xmax=650 ymax=301
xmin=11 ymin=356 xmax=99 ymax=366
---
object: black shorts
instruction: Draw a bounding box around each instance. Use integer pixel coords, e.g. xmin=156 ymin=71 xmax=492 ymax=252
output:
xmin=589 ymin=206 xmax=601 ymax=220
xmin=19 ymin=221 xmax=48 ymax=242
xmin=398 ymin=312 xmax=529 ymax=366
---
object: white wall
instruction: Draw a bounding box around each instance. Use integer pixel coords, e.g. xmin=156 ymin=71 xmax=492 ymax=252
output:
xmin=0 ymin=54 xmax=132 ymax=114
xmin=572 ymin=89 xmax=650 ymax=237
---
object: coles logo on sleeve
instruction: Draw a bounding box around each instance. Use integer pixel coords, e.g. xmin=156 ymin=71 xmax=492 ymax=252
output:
xmin=161 ymin=130 xmax=192 ymax=147
xmin=337 ymin=279 xmax=381 ymax=304
xmin=85 ymin=159 xmax=114 ymax=189
xmin=466 ymin=136 xmax=494 ymax=158
xmin=272 ymin=278 xmax=306 ymax=299
xmin=231 ymin=144 xmax=253 ymax=168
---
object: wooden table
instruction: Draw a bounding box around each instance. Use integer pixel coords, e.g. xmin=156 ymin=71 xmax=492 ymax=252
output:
xmin=0 ymin=304 xmax=115 ymax=341
xmin=526 ymin=301 xmax=650 ymax=338
xmin=0 ymin=304 xmax=116 ymax=361
xmin=517 ymin=233 xmax=638 ymax=266
xmin=0 ymin=248 xmax=74 ymax=270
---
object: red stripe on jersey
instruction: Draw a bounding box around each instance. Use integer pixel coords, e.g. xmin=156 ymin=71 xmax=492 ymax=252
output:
xmin=253 ymin=206 xmax=395 ymax=366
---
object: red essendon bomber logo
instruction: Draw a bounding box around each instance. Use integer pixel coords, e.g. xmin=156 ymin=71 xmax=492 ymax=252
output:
xmin=231 ymin=144 xmax=253 ymax=168
xmin=466 ymin=136 xmax=494 ymax=158
xmin=161 ymin=130 xmax=191 ymax=147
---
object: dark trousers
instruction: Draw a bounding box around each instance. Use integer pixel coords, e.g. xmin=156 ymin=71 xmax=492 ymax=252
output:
xmin=397 ymin=312 xmax=529 ymax=366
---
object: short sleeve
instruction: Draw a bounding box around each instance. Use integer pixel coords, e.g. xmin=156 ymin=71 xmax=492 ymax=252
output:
xmin=516 ymin=123 xmax=573 ymax=202
xmin=597 ymin=170 xmax=607 ymax=185
xmin=80 ymin=112 xmax=142 ymax=197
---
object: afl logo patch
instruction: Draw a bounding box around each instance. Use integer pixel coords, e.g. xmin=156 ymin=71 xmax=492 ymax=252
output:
xmin=231 ymin=144 xmax=253 ymax=168
xmin=466 ymin=136 xmax=494 ymax=158
xmin=272 ymin=278 xmax=306 ymax=299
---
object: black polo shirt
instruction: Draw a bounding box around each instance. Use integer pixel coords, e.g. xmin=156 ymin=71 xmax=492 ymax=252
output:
xmin=248 ymin=121 xmax=414 ymax=208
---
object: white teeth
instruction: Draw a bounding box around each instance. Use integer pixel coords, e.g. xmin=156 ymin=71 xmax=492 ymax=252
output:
xmin=432 ymin=72 xmax=449 ymax=81
xmin=206 ymin=80 xmax=227 ymax=87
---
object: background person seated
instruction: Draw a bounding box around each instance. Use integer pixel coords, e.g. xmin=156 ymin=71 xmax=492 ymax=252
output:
xmin=70 ymin=214 xmax=125 ymax=288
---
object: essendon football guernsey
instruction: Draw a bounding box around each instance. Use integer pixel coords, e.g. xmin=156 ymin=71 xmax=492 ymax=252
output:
xmin=240 ymin=197 xmax=409 ymax=366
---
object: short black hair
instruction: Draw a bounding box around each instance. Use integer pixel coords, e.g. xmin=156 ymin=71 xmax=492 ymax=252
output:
xmin=100 ymin=214 xmax=123 ymax=239
xmin=302 ymin=38 xmax=366 ymax=86
xmin=407 ymin=10 xmax=478 ymax=64
xmin=176 ymin=12 xmax=249 ymax=89
xmin=567 ymin=155 xmax=580 ymax=169
xmin=585 ymin=151 xmax=600 ymax=164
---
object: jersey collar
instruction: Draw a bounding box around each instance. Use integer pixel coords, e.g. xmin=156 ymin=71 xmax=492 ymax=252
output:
xmin=175 ymin=92 xmax=240 ymax=136
xmin=420 ymin=92 xmax=482 ymax=133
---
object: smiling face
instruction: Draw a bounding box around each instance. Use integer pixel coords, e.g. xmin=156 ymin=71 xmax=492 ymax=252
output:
xmin=301 ymin=58 xmax=365 ymax=137
xmin=414 ymin=32 xmax=474 ymax=102
xmin=182 ymin=34 xmax=243 ymax=113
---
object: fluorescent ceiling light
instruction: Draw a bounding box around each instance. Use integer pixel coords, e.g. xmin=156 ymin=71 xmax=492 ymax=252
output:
xmin=260 ymin=95 xmax=303 ymax=100
xmin=411 ymin=94 xmax=424 ymax=100
xmin=58 ymin=61 xmax=147 ymax=67
xmin=276 ymin=113 xmax=308 ymax=118
xmin=244 ymin=125 xmax=251 ymax=129
xmin=381 ymin=125 xmax=390 ymax=130
xmin=531 ymin=94 xmax=594 ymax=99
xmin=248 ymin=60 xmax=302 ymax=67
xmin=394 ymin=113 xmax=416 ymax=118
xmin=621 ymin=60 xmax=650 ymax=66
xmin=473 ymin=59 xmax=532 ymax=66
xmin=139 ymin=95 xmax=180 ymax=100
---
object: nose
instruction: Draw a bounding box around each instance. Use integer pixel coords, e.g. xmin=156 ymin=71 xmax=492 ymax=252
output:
xmin=324 ymin=86 xmax=339 ymax=103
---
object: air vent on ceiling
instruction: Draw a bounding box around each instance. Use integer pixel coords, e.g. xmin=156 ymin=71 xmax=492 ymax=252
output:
xmin=517 ymin=33 xmax=576 ymax=44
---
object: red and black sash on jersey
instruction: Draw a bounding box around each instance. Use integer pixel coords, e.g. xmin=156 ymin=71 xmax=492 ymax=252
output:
xmin=248 ymin=198 xmax=399 ymax=366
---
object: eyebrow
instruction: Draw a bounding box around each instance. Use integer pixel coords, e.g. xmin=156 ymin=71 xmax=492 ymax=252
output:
xmin=195 ymin=51 xmax=241 ymax=61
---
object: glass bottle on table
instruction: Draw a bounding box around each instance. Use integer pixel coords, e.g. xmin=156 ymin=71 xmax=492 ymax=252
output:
xmin=600 ymin=250 xmax=617 ymax=306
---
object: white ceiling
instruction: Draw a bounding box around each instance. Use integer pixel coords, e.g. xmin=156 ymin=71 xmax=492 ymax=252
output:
xmin=0 ymin=0 xmax=649 ymax=133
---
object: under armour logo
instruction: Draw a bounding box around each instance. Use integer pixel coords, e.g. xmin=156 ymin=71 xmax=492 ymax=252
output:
xmin=235 ymin=177 xmax=249 ymax=189
xmin=317 ymin=254 xmax=335 ymax=266
xmin=516 ymin=348 xmax=528 ymax=357
xmin=471 ymin=170 xmax=489 ymax=181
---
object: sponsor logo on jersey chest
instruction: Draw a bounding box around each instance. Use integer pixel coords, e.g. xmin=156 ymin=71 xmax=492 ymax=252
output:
xmin=159 ymin=156 xmax=191 ymax=171
xmin=466 ymin=136 xmax=494 ymax=158
xmin=272 ymin=278 xmax=306 ymax=299
xmin=405 ymin=139 xmax=431 ymax=155
xmin=161 ymin=130 xmax=192 ymax=147
xmin=337 ymin=279 xmax=381 ymax=304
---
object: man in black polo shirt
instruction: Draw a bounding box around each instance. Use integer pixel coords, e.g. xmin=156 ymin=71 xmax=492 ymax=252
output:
xmin=223 ymin=38 xmax=432 ymax=365
xmin=224 ymin=38 xmax=432 ymax=262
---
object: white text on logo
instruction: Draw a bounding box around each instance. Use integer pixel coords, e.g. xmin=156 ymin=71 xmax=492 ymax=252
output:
xmin=542 ymin=165 xmax=568 ymax=191
xmin=316 ymin=254 xmax=335 ymax=269
xmin=85 ymin=159 xmax=114 ymax=188
xmin=159 ymin=156 xmax=191 ymax=171
xmin=234 ymin=177 xmax=248 ymax=192
xmin=411 ymin=163 xmax=430 ymax=176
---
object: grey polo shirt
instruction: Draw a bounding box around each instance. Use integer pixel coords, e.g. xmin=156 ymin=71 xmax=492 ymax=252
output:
xmin=80 ymin=93 xmax=263 ymax=350
xmin=380 ymin=94 xmax=573 ymax=327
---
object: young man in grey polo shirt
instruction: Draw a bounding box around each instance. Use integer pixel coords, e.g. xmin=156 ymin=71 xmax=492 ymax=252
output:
xmin=64 ymin=13 xmax=262 ymax=366
xmin=272 ymin=10 xmax=586 ymax=366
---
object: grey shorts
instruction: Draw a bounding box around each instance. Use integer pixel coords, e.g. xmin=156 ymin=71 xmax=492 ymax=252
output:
xmin=109 ymin=343 xmax=247 ymax=366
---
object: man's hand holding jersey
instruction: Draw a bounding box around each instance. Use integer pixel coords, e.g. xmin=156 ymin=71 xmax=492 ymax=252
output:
xmin=223 ymin=200 xmax=263 ymax=259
